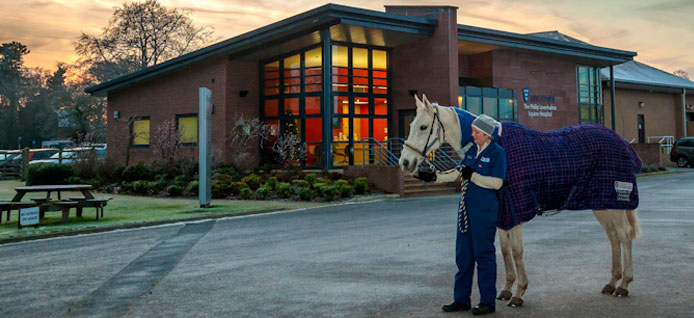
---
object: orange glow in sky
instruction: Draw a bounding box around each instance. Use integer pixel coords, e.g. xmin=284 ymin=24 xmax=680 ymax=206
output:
xmin=1 ymin=0 xmax=692 ymax=78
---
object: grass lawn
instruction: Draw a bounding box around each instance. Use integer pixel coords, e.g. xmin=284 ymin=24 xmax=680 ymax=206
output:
xmin=0 ymin=180 xmax=327 ymax=242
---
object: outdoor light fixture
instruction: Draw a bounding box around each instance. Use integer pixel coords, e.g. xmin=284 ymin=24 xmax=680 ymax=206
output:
xmin=408 ymin=89 xmax=418 ymax=96
xmin=639 ymin=101 xmax=645 ymax=108
xmin=114 ymin=110 xmax=120 ymax=119
xmin=239 ymin=90 xmax=249 ymax=97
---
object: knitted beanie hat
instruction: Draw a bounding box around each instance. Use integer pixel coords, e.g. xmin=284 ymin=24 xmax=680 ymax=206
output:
xmin=472 ymin=114 xmax=502 ymax=137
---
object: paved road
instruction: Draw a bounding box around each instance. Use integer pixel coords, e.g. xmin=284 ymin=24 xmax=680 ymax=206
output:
xmin=1 ymin=170 xmax=693 ymax=317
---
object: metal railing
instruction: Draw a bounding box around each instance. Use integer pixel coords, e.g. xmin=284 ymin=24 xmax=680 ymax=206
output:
xmin=647 ymin=136 xmax=675 ymax=154
xmin=358 ymin=137 xmax=460 ymax=170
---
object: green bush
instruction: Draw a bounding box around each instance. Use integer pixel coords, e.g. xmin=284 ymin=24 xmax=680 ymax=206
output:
xmin=335 ymin=179 xmax=349 ymax=188
xmin=322 ymin=185 xmax=337 ymax=201
xmin=114 ymin=166 xmax=127 ymax=182
xmin=292 ymin=180 xmax=310 ymax=188
xmin=339 ymin=184 xmax=354 ymax=198
xmin=266 ymin=176 xmax=278 ymax=190
xmin=241 ymin=174 xmax=262 ymax=190
xmin=167 ymin=185 xmax=183 ymax=196
xmin=304 ymin=173 xmax=317 ymax=185
xmin=213 ymin=173 xmax=235 ymax=186
xmin=173 ymin=175 xmax=189 ymax=187
xmin=132 ymin=180 xmax=150 ymax=194
xmin=187 ymin=180 xmax=199 ymax=195
xmin=278 ymin=182 xmax=292 ymax=198
xmin=354 ymin=177 xmax=368 ymax=194
xmin=229 ymin=181 xmax=247 ymax=196
xmin=65 ymin=176 xmax=82 ymax=184
xmin=26 ymin=163 xmax=74 ymax=186
xmin=149 ymin=179 xmax=168 ymax=193
xmin=255 ymin=187 xmax=269 ymax=200
xmin=122 ymin=162 xmax=153 ymax=182
xmin=239 ymin=187 xmax=253 ymax=200
xmin=119 ymin=182 xmax=134 ymax=193
xmin=214 ymin=165 xmax=240 ymax=180
xmin=315 ymin=177 xmax=329 ymax=186
xmin=298 ymin=187 xmax=313 ymax=201
xmin=212 ymin=183 xmax=232 ymax=198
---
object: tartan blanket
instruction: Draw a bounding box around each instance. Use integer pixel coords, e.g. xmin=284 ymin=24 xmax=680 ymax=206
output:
xmin=496 ymin=123 xmax=642 ymax=230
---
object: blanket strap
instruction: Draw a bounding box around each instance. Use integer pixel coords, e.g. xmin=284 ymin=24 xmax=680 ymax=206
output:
xmin=529 ymin=189 xmax=544 ymax=214
xmin=498 ymin=186 xmax=519 ymax=227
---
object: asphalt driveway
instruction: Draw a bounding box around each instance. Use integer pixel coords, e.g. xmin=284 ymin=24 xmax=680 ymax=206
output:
xmin=1 ymin=170 xmax=693 ymax=317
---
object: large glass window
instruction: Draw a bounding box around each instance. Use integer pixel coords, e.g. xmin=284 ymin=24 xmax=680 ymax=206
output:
xmin=458 ymin=86 xmax=516 ymax=121
xmin=331 ymin=44 xmax=390 ymax=166
xmin=261 ymin=45 xmax=323 ymax=167
xmin=176 ymin=114 xmax=198 ymax=144
xmin=577 ymin=66 xmax=602 ymax=124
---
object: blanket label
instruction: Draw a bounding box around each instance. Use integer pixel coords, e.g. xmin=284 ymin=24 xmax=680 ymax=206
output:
xmin=614 ymin=181 xmax=633 ymax=201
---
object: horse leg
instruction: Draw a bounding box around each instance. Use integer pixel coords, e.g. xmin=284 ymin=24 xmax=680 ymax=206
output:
xmin=507 ymin=224 xmax=527 ymax=307
xmin=593 ymin=209 xmax=622 ymax=295
xmin=613 ymin=209 xmax=637 ymax=297
xmin=496 ymin=228 xmax=515 ymax=301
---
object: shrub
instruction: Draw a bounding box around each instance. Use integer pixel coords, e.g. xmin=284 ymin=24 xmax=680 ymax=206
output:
xmin=255 ymin=187 xmax=269 ymax=200
xmin=212 ymin=183 xmax=232 ymax=198
xmin=213 ymin=173 xmax=235 ymax=186
xmin=119 ymin=182 xmax=134 ymax=193
xmin=292 ymin=179 xmax=310 ymax=188
xmin=298 ymin=187 xmax=313 ymax=201
xmin=173 ymin=175 xmax=189 ymax=187
xmin=214 ymin=165 xmax=240 ymax=180
xmin=340 ymin=184 xmax=354 ymax=198
xmin=167 ymin=185 xmax=183 ymax=196
xmin=188 ymin=180 xmax=199 ymax=195
xmin=122 ymin=162 xmax=153 ymax=182
xmin=335 ymin=179 xmax=349 ymax=188
xmin=354 ymin=177 xmax=368 ymax=194
xmin=132 ymin=180 xmax=150 ymax=194
xmin=239 ymin=187 xmax=253 ymax=200
xmin=26 ymin=163 xmax=74 ymax=186
xmin=315 ymin=177 xmax=329 ymax=186
xmin=266 ymin=176 xmax=278 ymax=190
xmin=149 ymin=179 xmax=168 ymax=193
xmin=65 ymin=176 xmax=82 ymax=184
xmin=241 ymin=174 xmax=262 ymax=190
xmin=304 ymin=173 xmax=317 ymax=185
xmin=229 ymin=182 xmax=247 ymax=196
xmin=154 ymin=173 xmax=169 ymax=181
xmin=278 ymin=182 xmax=292 ymax=198
xmin=322 ymin=185 xmax=337 ymax=201
xmin=114 ymin=166 xmax=127 ymax=182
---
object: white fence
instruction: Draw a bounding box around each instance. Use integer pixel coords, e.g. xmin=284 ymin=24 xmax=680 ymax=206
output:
xmin=647 ymin=136 xmax=675 ymax=154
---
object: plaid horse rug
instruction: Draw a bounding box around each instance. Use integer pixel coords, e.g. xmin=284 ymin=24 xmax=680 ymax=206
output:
xmin=495 ymin=123 xmax=642 ymax=230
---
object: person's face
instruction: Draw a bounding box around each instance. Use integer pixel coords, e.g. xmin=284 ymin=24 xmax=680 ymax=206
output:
xmin=472 ymin=127 xmax=491 ymax=145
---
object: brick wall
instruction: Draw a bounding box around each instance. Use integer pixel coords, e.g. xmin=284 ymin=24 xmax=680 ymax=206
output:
xmin=225 ymin=59 xmax=261 ymax=166
xmin=106 ymin=57 xmax=228 ymax=166
xmin=602 ymin=88 xmax=679 ymax=142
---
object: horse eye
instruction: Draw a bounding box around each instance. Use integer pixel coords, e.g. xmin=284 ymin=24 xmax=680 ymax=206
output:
xmin=420 ymin=125 xmax=427 ymax=130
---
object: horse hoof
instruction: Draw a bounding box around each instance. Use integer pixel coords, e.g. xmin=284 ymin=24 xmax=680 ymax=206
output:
xmin=497 ymin=290 xmax=512 ymax=301
xmin=615 ymin=287 xmax=629 ymax=297
xmin=507 ymin=297 xmax=524 ymax=308
xmin=602 ymin=284 xmax=615 ymax=295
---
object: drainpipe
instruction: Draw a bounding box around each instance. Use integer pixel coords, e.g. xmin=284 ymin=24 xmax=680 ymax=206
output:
xmin=683 ymin=88 xmax=688 ymax=137
xmin=610 ymin=65 xmax=616 ymax=131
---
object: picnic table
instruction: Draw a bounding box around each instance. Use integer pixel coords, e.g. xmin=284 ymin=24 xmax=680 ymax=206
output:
xmin=2 ymin=184 xmax=110 ymax=228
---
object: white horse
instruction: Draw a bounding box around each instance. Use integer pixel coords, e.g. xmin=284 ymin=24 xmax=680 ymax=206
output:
xmin=398 ymin=94 xmax=642 ymax=307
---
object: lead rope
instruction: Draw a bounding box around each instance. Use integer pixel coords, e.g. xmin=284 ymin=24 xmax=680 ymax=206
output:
xmin=458 ymin=173 xmax=470 ymax=233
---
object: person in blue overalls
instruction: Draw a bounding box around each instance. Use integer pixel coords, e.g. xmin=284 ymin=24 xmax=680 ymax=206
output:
xmin=417 ymin=114 xmax=507 ymax=315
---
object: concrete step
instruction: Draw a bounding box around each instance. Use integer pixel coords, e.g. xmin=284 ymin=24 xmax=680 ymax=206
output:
xmin=403 ymin=187 xmax=458 ymax=197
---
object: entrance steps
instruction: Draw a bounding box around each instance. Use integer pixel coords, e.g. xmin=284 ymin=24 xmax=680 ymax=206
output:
xmin=402 ymin=176 xmax=458 ymax=197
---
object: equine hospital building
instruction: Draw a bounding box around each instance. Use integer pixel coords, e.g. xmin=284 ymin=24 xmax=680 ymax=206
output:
xmin=87 ymin=4 xmax=694 ymax=171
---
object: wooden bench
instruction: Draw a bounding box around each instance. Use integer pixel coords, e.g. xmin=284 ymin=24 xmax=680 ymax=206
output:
xmin=54 ymin=201 xmax=79 ymax=224
xmin=71 ymin=197 xmax=111 ymax=220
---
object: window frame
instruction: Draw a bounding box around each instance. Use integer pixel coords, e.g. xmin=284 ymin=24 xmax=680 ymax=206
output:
xmin=176 ymin=113 xmax=199 ymax=146
xmin=458 ymin=86 xmax=517 ymax=121
xmin=576 ymin=65 xmax=603 ymax=124
xmin=130 ymin=116 xmax=150 ymax=148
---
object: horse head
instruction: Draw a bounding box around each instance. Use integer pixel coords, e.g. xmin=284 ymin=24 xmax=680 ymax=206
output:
xmin=399 ymin=94 xmax=446 ymax=173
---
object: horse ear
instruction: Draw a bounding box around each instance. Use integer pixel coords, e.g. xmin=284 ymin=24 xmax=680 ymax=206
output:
xmin=414 ymin=94 xmax=425 ymax=112
xmin=421 ymin=94 xmax=433 ymax=112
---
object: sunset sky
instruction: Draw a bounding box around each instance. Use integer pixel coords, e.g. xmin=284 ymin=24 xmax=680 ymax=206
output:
xmin=1 ymin=0 xmax=693 ymax=78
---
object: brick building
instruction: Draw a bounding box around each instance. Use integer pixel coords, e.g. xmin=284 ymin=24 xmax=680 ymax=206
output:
xmin=86 ymin=4 xmax=692 ymax=170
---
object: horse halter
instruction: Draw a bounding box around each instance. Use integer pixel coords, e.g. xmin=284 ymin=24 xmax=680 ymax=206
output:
xmin=404 ymin=104 xmax=447 ymax=161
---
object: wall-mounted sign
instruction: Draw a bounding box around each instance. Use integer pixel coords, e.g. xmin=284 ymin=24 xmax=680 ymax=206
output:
xmin=524 ymin=93 xmax=557 ymax=118
xmin=523 ymin=88 xmax=529 ymax=103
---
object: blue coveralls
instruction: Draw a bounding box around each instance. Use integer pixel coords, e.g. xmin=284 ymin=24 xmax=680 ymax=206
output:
xmin=454 ymin=140 xmax=507 ymax=307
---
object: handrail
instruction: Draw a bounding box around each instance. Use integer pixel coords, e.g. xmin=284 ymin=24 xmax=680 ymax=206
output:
xmin=358 ymin=137 xmax=460 ymax=170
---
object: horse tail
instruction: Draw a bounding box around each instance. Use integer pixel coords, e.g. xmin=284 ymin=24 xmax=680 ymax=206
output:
xmin=626 ymin=209 xmax=642 ymax=240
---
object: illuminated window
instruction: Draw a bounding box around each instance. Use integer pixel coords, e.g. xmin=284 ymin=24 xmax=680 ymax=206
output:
xmin=177 ymin=114 xmax=198 ymax=144
xmin=577 ymin=66 xmax=602 ymax=124
xmin=131 ymin=117 xmax=150 ymax=146
xmin=459 ymin=86 xmax=516 ymax=121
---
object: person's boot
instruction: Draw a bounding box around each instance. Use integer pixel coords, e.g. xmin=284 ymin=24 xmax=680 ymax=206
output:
xmin=441 ymin=301 xmax=471 ymax=312
xmin=471 ymin=303 xmax=495 ymax=315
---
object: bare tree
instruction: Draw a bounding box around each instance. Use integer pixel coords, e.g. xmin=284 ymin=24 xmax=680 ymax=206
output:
xmin=75 ymin=0 xmax=216 ymax=82
xmin=227 ymin=114 xmax=269 ymax=170
xmin=150 ymin=119 xmax=182 ymax=164
xmin=673 ymin=69 xmax=690 ymax=80
xmin=272 ymin=133 xmax=305 ymax=168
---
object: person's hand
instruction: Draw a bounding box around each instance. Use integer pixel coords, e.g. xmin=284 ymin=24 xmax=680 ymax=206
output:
xmin=415 ymin=162 xmax=437 ymax=182
xmin=460 ymin=166 xmax=474 ymax=180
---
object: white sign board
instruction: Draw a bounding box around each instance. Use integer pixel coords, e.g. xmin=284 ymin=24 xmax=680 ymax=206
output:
xmin=20 ymin=207 xmax=40 ymax=226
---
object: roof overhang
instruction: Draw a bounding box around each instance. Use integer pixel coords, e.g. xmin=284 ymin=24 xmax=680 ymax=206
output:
xmin=86 ymin=4 xmax=436 ymax=97
xmin=458 ymin=25 xmax=636 ymax=66
xmin=605 ymin=80 xmax=694 ymax=94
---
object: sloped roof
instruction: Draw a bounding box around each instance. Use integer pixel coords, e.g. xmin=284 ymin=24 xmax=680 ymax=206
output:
xmin=525 ymin=31 xmax=588 ymax=45
xmin=600 ymin=60 xmax=694 ymax=89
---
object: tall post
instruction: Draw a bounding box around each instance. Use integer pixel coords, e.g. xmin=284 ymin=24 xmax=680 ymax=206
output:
xmin=683 ymin=88 xmax=688 ymax=137
xmin=199 ymin=87 xmax=212 ymax=208
xmin=610 ymin=65 xmax=616 ymax=131
xmin=321 ymin=29 xmax=333 ymax=170
xmin=21 ymin=147 xmax=29 ymax=180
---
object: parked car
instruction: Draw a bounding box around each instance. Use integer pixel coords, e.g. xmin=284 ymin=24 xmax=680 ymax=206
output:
xmin=670 ymin=137 xmax=694 ymax=167
xmin=29 ymin=148 xmax=106 ymax=165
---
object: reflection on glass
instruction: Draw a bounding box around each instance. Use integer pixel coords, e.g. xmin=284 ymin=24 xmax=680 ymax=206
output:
xmin=466 ymin=97 xmax=481 ymax=115
xmin=284 ymin=98 xmax=299 ymax=116
xmin=332 ymin=46 xmax=348 ymax=67
xmin=353 ymin=48 xmax=368 ymax=69
xmin=305 ymin=47 xmax=322 ymax=68
xmin=334 ymin=96 xmax=349 ymax=115
xmin=264 ymin=99 xmax=278 ymax=117
xmin=305 ymin=96 xmax=321 ymax=115
xmin=355 ymin=97 xmax=369 ymax=115
xmin=483 ymin=97 xmax=497 ymax=118
xmin=373 ymin=50 xmax=387 ymax=70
